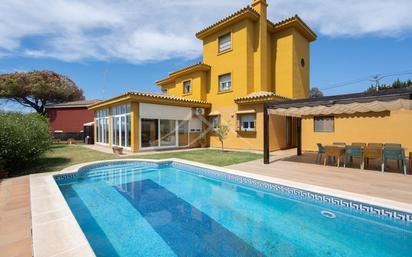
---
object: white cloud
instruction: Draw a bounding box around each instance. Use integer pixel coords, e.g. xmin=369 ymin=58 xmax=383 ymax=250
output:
xmin=0 ymin=0 xmax=411 ymax=63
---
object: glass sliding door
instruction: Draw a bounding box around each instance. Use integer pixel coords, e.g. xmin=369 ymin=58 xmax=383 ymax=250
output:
xmin=141 ymin=119 xmax=158 ymax=147
xmin=96 ymin=109 xmax=109 ymax=144
xmin=140 ymin=118 xmax=190 ymax=149
xmin=126 ymin=115 xmax=131 ymax=147
xmin=111 ymin=104 xmax=131 ymax=148
xmin=121 ymin=116 xmax=126 ymax=147
xmin=160 ymin=120 xmax=176 ymax=147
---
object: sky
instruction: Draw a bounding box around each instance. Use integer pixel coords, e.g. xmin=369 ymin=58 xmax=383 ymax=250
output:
xmin=1 ymin=0 xmax=412 ymax=111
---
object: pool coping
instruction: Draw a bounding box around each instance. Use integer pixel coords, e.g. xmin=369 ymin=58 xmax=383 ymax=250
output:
xmin=30 ymin=158 xmax=412 ymax=257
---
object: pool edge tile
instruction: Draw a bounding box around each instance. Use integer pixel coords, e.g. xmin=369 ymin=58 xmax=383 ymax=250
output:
xmin=29 ymin=174 xmax=96 ymax=257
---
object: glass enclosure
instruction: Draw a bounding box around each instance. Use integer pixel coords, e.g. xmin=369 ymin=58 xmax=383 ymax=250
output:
xmin=111 ymin=104 xmax=131 ymax=148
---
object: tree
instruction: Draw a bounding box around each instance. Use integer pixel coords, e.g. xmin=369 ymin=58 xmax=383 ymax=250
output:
xmin=214 ymin=124 xmax=229 ymax=152
xmin=310 ymin=87 xmax=324 ymax=98
xmin=366 ymin=78 xmax=412 ymax=92
xmin=0 ymin=70 xmax=84 ymax=115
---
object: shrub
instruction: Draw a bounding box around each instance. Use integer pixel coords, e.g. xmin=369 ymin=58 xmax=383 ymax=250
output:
xmin=0 ymin=111 xmax=51 ymax=172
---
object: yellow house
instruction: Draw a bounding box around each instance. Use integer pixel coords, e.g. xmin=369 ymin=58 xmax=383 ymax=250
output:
xmin=89 ymin=0 xmax=317 ymax=152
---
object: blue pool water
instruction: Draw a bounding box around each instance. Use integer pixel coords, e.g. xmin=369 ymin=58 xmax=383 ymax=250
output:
xmin=56 ymin=161 xmax=412 ymax=257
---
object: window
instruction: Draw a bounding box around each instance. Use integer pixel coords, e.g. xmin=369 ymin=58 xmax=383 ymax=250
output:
xmin=219 ymin=73 xmax=231 ymax=92
xmin=238 ymin=114 xmax=256 ymax=131
xmin=183 ymin=80 xmax=191 ymax=94
xmin=209 ymin=116 xmax=220 ymax=129
xmin=314 ymin=116 xmax=334 ymax=132
xmin=218 ymin=33 xmax=231 ymax=52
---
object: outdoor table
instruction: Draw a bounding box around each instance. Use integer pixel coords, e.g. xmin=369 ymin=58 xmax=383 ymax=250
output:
xmin=323 ymin=145 xmax=345 ymax=167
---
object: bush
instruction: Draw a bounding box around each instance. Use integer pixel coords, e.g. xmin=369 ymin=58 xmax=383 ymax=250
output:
xmin=0 ymin=112 xmax=51 ymax=172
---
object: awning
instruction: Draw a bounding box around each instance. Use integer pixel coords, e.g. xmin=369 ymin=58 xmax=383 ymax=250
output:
xmin=235 ymin=110 xmax=256 ymax=115
xmin=268 ymin=99 xmax=412 ymax=117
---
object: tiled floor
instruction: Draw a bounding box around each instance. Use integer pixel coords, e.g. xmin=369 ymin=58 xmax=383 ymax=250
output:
xmin=0 ymin=176 xmax=32 ymax=257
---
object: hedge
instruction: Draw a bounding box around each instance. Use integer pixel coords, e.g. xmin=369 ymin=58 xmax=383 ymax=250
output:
xmin=0 ymin=112 xmax=51 ymax=171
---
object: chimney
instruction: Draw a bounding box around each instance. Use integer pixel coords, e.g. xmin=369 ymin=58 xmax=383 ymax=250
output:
xmin=252 ymin=0 xmax=268 ymax=18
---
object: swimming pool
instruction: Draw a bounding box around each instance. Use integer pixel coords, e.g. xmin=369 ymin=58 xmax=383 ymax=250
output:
xmin=55 ymin=160 xmax=412 ymax=257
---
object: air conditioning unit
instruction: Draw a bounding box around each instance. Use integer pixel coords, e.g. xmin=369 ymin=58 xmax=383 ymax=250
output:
xmin=193 ymin=108 xmax=205 ymax=116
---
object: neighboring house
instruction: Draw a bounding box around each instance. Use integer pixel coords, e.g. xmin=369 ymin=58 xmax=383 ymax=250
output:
xmin=89 ymin=0 xmax=316 ymax=152
xmin=46 ymin=99 xmax=100 ymax=140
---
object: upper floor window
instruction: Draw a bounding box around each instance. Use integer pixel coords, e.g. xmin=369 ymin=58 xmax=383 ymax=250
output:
xmin=183 ymin=80 xmax=191 ymax=94
xmin=314 ymin=116 xmax=334 ymax=132
xmin=219 ymin=73 xmax=231 ymax=92
xmin=238 ymin=114 xmax=256 ymax=132
xmin=218 ymin=33 xmax=231 ymax=53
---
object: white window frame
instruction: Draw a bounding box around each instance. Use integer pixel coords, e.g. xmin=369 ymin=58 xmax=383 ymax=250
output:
xmin=219 ymin=73 xmax=231 ymax=92
xmin=218 ymin=33 xmax=231 ymax=53
xmin=238 ymin=114 xmax=256 ymax=132
xmin=314 ymin=116 xmax=334 ymax=132
xmin=183 ymin=80 xmax=191 ymax=94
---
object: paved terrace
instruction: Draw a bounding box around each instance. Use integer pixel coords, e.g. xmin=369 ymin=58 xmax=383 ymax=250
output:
xmin=0 ymin=176 xmax=32 ymax=257
xmin=229 ymin=151 xmax=412 ymax=204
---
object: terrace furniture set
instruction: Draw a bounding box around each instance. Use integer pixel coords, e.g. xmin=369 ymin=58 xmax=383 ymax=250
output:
xmin=317 ymin=143 xmax=408 ymax=175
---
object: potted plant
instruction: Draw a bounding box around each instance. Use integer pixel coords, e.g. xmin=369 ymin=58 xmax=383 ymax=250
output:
xmin=198 ymin=135 xmax=207 ymax=148
xmin=112 ymin=146 xmax=124 ymax=155
xmin=0 ymin=159 xmax=8 ymax=179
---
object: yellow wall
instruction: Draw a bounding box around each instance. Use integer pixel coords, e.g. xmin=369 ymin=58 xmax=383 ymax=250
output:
xmin=208 ymin=104 xmax=288 ymax=151
xmin=273 ymin=28 xmax=310 ymax=99
xmin=203 ymin=19 xmax=253 ymax=100
xmin=302 ymin=110 xmax=412 ymax=151
xmin=163 ymin=71 xmax=208 ymax=102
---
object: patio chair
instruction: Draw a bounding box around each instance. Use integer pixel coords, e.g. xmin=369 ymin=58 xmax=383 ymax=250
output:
xmin=382 ymin=147 xmax=407 ymax=175
xmin=384 ymin=144 xmax=402 ymax=168
xmin=352 ymin=143 xmax=366 ymax=147
xmin=364 ymin=144 xmax=383 ymax=169
xmin=368 ymin=143 xmax=383 ymax=148
xmin=344 ymin=145 xmax=364 ymax=170
xmin=384 ymin=143 xmax=401 ymax=148
xmin=316 ymin=143 xmax=325 ymax=163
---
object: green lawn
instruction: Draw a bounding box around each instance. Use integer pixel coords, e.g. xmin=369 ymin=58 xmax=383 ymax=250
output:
xmin=11 ymin=144 xmax=261 ymax=177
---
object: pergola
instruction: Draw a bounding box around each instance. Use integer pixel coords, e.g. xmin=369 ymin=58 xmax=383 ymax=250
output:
xmin=263 ymin=88 xmax=412 ymax=164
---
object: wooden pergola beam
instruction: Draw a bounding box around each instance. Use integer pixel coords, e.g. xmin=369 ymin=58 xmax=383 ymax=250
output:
xmin=263 ymin=103 xmax=270 ymax=164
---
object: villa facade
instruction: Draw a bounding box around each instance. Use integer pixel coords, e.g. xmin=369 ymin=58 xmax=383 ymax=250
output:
xmin=89 ymin=0 xmax=317 ymax=152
